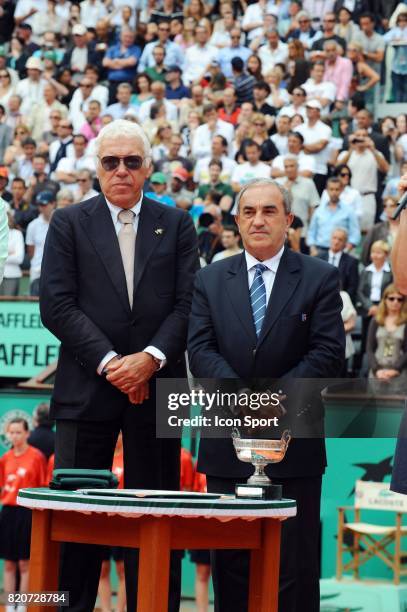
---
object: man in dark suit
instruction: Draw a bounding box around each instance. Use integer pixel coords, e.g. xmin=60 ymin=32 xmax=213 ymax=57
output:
xmin=40 ymin=119 xmax=199 ymax=611
xmin=188 ymin=178 xmax=345 ymax=612
xmin=319 ymin=227 xmax=359 ymax=304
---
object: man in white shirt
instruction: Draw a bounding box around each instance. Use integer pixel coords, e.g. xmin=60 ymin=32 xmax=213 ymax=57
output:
xmin=182 ymin=24 xmax=219 ymax=86
xmin=211 ymin=226 xmax=242 ymax=262
xmin=296 ymin=100 xmax=332 ymax=194
xmin=271 ymin=130 xmax=316 ymax=178
xmin=14 ymin=0 xmax=47 ymax=26
xmin=26 ymin=190 xmax=55 ymax=296
xmin=138 ymin=81 xmax=178 ymax=123
xmin=241 ymin=0 xmax=276 ymax=42
xmin=191 ymin=104 xmax=234 ymax=159
xmin=54 ymin=134 xmax=95 ymax=191
xmin=277 ymin=156 xmax=319 ymax=237
xmin=16 ymin=57 xmax=47 ymax=115
xmin=69 ymin=66 xmax=108 ymax=131
xmin=258 ymin=28 xmax=288 ymax=73
xmin=270 ymin=114 xmax=291 ymax=154
xmin=193 ymin=135 xmax=237 ymax=184
xmin=231 ymin=140 xmax=270 ymax=192
xmin=80 ymin=0 xmax=107 ymax=28
xmin=302 ymin=61 xmax=336 ymax=114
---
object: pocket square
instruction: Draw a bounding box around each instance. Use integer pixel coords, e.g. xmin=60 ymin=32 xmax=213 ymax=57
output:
xmin=155 ymin=228 xmax=164 ymax=235
xmin=301 ymin=313 xmax=307 ymax=322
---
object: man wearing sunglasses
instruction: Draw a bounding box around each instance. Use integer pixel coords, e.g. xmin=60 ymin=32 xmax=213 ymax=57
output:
xmin=40 ymin=119 xmax=199 ymax=612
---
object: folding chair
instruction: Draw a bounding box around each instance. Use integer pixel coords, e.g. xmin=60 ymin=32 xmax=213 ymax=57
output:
xmin=337 ymin=480 xmax=407 ymax=584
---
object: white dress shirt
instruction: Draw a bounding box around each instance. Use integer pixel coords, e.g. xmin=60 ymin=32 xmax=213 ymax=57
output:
xmin=97 ymin=193 xmax=167 ymax=374
xmin=245 ymin=245 xmax=285 ymax=305
xmin=366 ymin=261 xmax=391 ymax=303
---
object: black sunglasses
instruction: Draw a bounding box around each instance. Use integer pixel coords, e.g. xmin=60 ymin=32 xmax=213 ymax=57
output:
xmin=339 ymin=172 xmax=350 ymax=176
xmin=99 ymin=155 xmax=146 ymax=171
xmin=386 ymin=296 xmax=404 ymax=303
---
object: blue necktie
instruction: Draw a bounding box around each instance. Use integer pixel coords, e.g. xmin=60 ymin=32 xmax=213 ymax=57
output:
xmin=250 ymin=263 xmax=268 ymax=337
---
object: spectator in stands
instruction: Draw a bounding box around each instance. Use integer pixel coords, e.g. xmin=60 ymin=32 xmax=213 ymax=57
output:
xmin=62 ymin=23 xmax=100 ymax=85
xmin=367 ymin=284 xmax=407 ymax=392
xmin=277 ymin=155 xmax=319 ymax=243
xmin=323 ymin=40 xmax=353 ymax=106
xmin=168 ymin=167 xmax=194 ymax=210
xmin=242 ymin=0 xmax=275 ymax=43
xmin=16 ymin=56 xmax=47 ymax=115
xmin=340 ymin=285 xmax=357 ymax=376
xmin=217 ymin=27 xmax=251 ymax=79
xmin=271 ymin=130 xmax=316 ymax=178
xmin=165 ymin=65 xmax=190 ymax=103
xmin=25 ymin=153 xmax=59 ymax=204
xmin=139 ymin=20 xmax=184 ymax=72
xmin=384 ymin=12 xmax=407 ymax=103
xmin=270 ymin=114 xmax=290 ymax=154
xmin=80 ymin=100 xmax=103 ymax=141
xmin=287 ymin=10 xmax=320 ymax=50
xmin=9 ymin=178 xmax=37 ymax=233
xmin=337 ymin=127 xmax=389 ymax=232
xmin=155 ymin=133 xmax=193 ymax=178
xmin=211 ymin=225 xmax=242 ymax=262
xmin=303 ymin=61 xmax=336 ymax=115
xmin=0 ymin=69 xmax=16 ymax=109
xmin=196 ymin=159 xmax=234 ymax=210
xmin=26 ymin=190 xmax=56 ymax=295
xmin=0 ymin=111 xmax=13 ymax=162
xmin=182 ymin=24 xmax=218 ymax=86
xmin=347 ymin=42 xmax=380 ymax=103
xmin=138 ymin=80 xmax=178 ymax=123
xmin=218 ymin=87 xmax=240 ymax=126
xmin=0 ymin=212 xmax=24 ymax=297
xmin=231 ymin=139 xmax=270 ymax=192
xmin=0 ymin=167 xmax=11 ymax=203
xmin=356 ymin=12 xmax=385 ymax=76
xmin=278 ymin=86 xmax=307 ymax=120
xmin=251 ymin=81 xmax=276 ymax=126
xmin=54 ymin=133 xmax=95 ymax=190
xmin=102 ymin=28 xmax=141 ymax=101
xmin=74 ymin=169 xmax=99 ymax=203
xmin=334 ymin=6 xmax=361 ymax=44
xmin=362 ymin=196 xmax=400 ymax=265
xmin=296 ymin=100 xmax=332 ymax=194
xmin=318 ymin=227 xmax=360 ymax=305
xmin=191 ymin=103 xmax=234 ymax=159
xmin=56 ymin=189 xmax=75 ymax=209
xmin=145 ymin=171 xmax=175 ymax=207
xmin=311 ymin=12 xmax=346 ymax=57
xmin=194 ymin=135 xmax=237 ymax=185
xmin=105 ymin=82 xmax=138 ymax=120
xmin=28 ymin=402 xmax=55 ymax=460
xmin=11 ymin=137 xmax=37 ymax=184
xmin=231 ymin=57 xmax=256 ymax=104
xmin=49 ymin=119 xmax=74 ymax=172
xmin=307 ymin=176 xmax=361 ymax=256
xmin=258 ymin=27 xmax=288 ymax=73
xmin=357 ymin=240 xmax=393 ymax=366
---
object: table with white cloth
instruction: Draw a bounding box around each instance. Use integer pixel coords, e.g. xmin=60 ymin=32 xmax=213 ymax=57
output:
xmin=17 ymin=488 xmax=297 ymax=612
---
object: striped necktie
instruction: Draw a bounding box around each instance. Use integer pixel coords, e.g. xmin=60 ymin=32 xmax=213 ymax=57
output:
xmin=250 ymin=263 xmax=268 ymax=337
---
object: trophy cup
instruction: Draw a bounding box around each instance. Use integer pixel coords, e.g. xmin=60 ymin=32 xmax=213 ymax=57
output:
xmin=232 ymin=429 xmax=291 ymax=500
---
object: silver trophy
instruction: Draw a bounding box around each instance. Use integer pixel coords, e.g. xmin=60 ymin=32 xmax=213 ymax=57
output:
xmin=232 ymin=429 xmax=291 ymax=499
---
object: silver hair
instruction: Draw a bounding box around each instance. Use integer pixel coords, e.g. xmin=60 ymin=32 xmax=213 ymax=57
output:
xmin=94 ymin=119 xmax=152 ymax=165
xmin=56 ymin=188 xmax=74 ymax=202
xmin=297 ymin=10 xmax=311 ymax=20
xmin=235 ymin=178 xmax=292 ymax=214
xmin=331 ymin=226 xmax=349 ymax=240
xmin=323 ymin=39 xmax=339 ymax=50
xmin=283 ymin=154 xmax=299 ymax=165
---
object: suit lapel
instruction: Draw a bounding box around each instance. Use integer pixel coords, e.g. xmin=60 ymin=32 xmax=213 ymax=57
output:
xmin=257 ymin=248 xmax=301 ymax=347
xmin=133 ymin=197 xmax=166 ymax=300
xmin=80 ymin=195 xmax=130 ymax=314
xmin=225 ymin=253 xmax=258 ymax=346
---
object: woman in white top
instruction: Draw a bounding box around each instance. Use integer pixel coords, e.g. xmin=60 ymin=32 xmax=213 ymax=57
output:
xmin=0 ymin=212 xmax=25 ymax=297
xmin=0 ymin=70 xmax=16 ymax=109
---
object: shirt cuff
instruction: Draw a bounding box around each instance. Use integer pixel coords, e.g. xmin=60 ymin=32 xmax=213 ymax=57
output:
xmin=144 ymin=346 xmax=167 ymax=370
xmin=97 ymin=351 xmax=119 ymax=375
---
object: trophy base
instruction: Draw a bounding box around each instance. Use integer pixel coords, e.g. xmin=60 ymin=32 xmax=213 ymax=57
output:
xmin=235 ymin=483 xmax=283 ymax=500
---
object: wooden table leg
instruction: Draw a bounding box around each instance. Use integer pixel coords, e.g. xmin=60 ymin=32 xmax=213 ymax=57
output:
xmin=249 ymin=518 xmax=281 ymax=612
xmin=28 ymin=509 xmax=60 ymax=612
xmin=137 ymin=517 xmax=171 ymax=612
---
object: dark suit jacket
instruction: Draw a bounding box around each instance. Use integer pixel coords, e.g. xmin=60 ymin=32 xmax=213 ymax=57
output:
xmin=188 ymin=248 xmax=345 ymax=479
xmin=40 ymin=194 xmax=199 ymax=422
xmin=61 ymin=44 xmax=100 ymax=72
xmin=320 ymin=251 xmax=359 ymax=305
xmin=356 ymin=267 xmax=393 ymax=316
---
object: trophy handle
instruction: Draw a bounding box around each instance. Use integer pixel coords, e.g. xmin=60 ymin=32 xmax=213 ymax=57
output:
xmin=281 ymin=429 xmax=291 ymax=449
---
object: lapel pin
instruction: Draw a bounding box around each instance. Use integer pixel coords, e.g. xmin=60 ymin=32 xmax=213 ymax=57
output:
xmin=155 ymin=228 xmax=164 ymax=235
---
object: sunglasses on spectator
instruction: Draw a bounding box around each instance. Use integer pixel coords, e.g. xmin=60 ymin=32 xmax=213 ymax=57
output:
xmin=0 ymin=73 xmax=10 ymax=78
xmin=77 ymin=178 xmax=89 ymax=183
xmin=298 ymin=19 xmax=310 ymax=23
xmin=99 ymin=155 xmax=147 ymax=171
xmin=323 ymin=18 xmax=335 ymax=22
xmin=339 ymin=172 xmax=350 ymax=176
xmin=386 ymin=296 xmax=404 ymax=302
xmin=80 ymin=83 xmax=92 ymax=88
xmin=158 ymin=26 xmax=169 ymax=31
xmin=293 ymin=91 xmax=305 ymax=96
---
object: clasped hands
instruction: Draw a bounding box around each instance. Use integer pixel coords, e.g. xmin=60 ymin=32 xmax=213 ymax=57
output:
xmin=105 ymin=352 xmax=158 ymax=405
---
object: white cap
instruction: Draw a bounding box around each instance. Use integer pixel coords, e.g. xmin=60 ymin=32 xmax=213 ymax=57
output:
xmin=305 ymin=99 xmax=322 ymax=110
xmin=72 ymin=24 xmax=87 ymax=36
xmin=26 ymin=56 xmax=43 ymax=71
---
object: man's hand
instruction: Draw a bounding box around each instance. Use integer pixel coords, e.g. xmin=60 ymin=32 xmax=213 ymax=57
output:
xmin=106 ymin=352 xmax=158 ymax=392
xmin=128 ymin=382 xmax=150 ymax=405
xmin=310 ymin=246 xmax=318 ymax=257
xmin=368 ymin=305 xmax=378 ymax=317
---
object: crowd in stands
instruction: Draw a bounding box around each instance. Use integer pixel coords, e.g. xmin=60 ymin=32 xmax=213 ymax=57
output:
xmin=0 ymin=0 xmax=406 ymax=380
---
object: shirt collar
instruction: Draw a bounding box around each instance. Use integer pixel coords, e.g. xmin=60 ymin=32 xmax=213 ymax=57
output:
xmin=105 ymin=191 xmax=143 ymax=222
xmin=366 ymin=261 xmax=391 ymax=273
xmin=245 ymin=244 xmax=285 ymax=274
